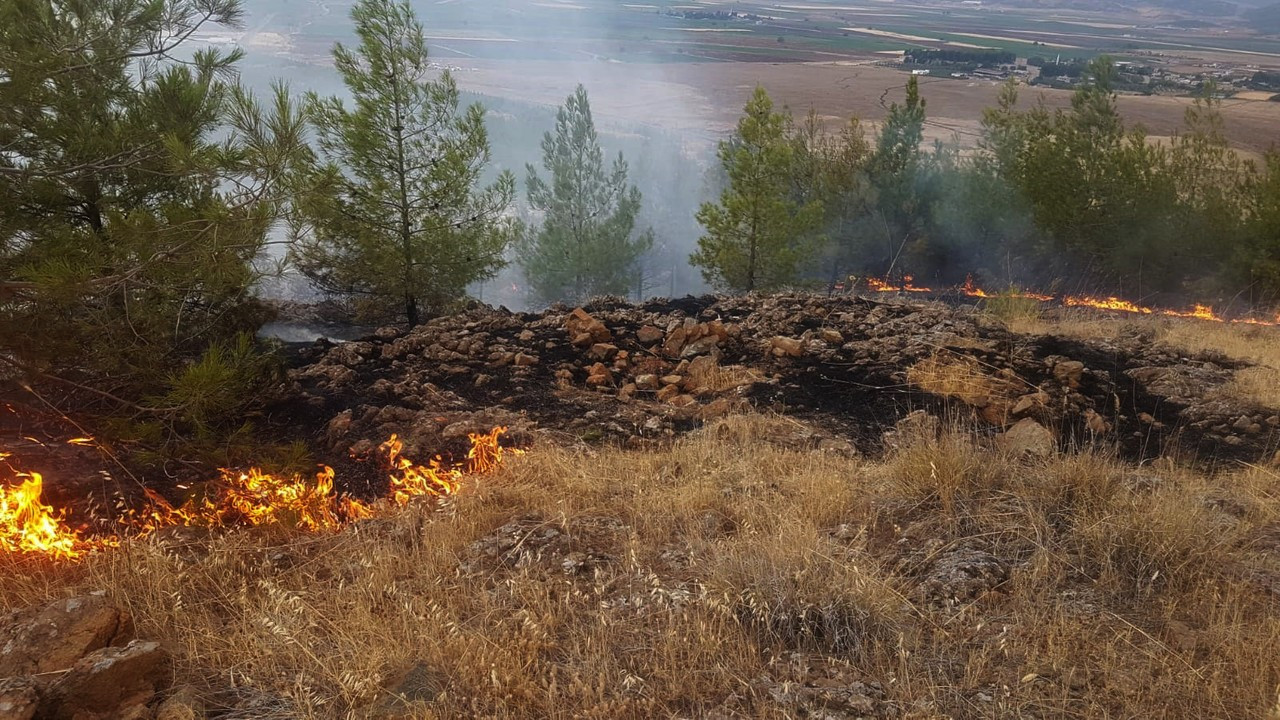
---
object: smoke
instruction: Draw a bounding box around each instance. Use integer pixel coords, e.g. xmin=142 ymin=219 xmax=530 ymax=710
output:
xmin=216 ymin=0 xmax=718 ymax=318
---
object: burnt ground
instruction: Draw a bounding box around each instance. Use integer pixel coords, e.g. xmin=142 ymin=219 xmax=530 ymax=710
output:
xmin=269 ymin=293 xmax=1280 ymax=499
xmin=4 ymin=292 xmax=1277 ymax=521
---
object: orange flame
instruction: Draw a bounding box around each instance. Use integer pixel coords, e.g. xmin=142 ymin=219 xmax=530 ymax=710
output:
xmin=3 ymin=428 xmax=518 ymax=559
xmin=0 ymin=453 xmax=113 ymax=559
xmin=867 ymin=274 xmax=1276 ymax=327
xmin=865 ymin=275 xmax=933 ymax=293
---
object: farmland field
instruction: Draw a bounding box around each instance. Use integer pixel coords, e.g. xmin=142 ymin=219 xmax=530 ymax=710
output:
xmin=218 ymin=0 xmax=1280 ymax=153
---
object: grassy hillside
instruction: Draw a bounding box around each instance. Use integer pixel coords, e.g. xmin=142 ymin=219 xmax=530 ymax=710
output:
xmin=4 ymin=306 xmax=1280 ymax=718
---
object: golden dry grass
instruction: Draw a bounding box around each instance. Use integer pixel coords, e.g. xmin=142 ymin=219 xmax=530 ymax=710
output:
xmin=1002 ymin=308 xmax=1280 ymax=407
xmin=3 ymin=414 xmax=1279 ymax=718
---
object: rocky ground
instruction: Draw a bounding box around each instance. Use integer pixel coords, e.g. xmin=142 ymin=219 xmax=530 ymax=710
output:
xmin=276 ymin=293 xmax=1280 ymax=497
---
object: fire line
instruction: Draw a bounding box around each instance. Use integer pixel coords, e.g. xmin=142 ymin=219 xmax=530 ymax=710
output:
xmin=861 ymin=275 xmax=1279 ymax=327
xmin=0 ymin=428 xmax=516 ymax=561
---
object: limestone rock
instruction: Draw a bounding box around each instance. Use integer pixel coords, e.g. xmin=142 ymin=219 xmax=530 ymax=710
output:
xmin=0 ymin=678 xmax=37 ymax=720
xmin=635 ymin=325 xmax=664 ymax=345
xmin=997 ymin=418 xmax=1057 ymax=458
xmin=565 ymin=308 xmax=610 ymax=346
xmin=43 ymin=640 xmax=172 ymax=720
xmin=770 ymin=336 xmax=804 ymax=358
xmin=0 ymin=595 xmax=133 ymax=677
xmin=1053 ymin=360 xmax=1085 ymax=388
xmin=587 ymin=343 xmax=618 ymax=361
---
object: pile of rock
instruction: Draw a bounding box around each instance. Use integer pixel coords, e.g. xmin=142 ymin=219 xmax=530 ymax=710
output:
xmin=0 ymin=595 xmax=195 ymax=720
xmin=277 ymin=293 xmax=1280 ymax=467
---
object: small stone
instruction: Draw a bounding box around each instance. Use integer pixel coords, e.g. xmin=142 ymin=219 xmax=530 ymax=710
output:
xmin=588 ymin=343 xmax=618 ymax=361
xmin=513 ymin=352 xmax=539 ymax=367
xmin=634 ymin=374 xmax=660 ymax=392
xmin=1053 ymin=360 xmax=1085 ymax=388
xmin=1084 ymin=409 xmax=1110 ymax=434
xmin=0 ymin=677 xmax=37 ymax=720
xmin=585 ymin=362 xmax=613 ymax=387
xmin=662 ymin=325 xmax=688 ymax=357
xmin=819 ymin=329 xmax=844 ymax=344
xmin=997 ymin=418 xmax=1057 ymax=458
xmin=770 ymin=336 xmax=804 ymax=358
xmin=565 ymin=308 xmax=611 ymax=345
xmin=635 ymin=325 xmax=664 ymax=345
xmin=680 ymin=335 xmax=720 ymax=359
xmin=518 ymin=329 xmax=535 ymax=342
xmin=668 ymin=394 xmax=697 ymax=408
xmin=1233 ymin=415 xmax=1253 ymax=432
xmin=656 ymin=385 xmax=680 ymax=402
xmin=660 ymin=375 xmax=683 ymax=386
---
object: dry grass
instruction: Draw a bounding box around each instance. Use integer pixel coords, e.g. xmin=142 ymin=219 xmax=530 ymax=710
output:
xmin=687 ymin=360 xmax=765 ymax=393
xmin=1001 ymin=308 xmax=1280 ymax=409
xmin=906 ymin=352 xmax=1007 ymax=407
xmin=3 ymin=414 xmax=1279 ymax=718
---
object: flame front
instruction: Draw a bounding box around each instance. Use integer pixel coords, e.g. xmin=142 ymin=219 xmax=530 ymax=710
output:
xmin=3 ymin=428 xmax=516 ymax=559
xmin=864 ymin=275 xmax=1277 ymax=326
xmin=0 ymin=453 xmax=110 ymax=559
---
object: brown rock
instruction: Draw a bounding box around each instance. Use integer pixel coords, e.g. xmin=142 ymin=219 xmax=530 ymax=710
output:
xmin=680 ymin=335 xmax=720 ymax=359
xmin=1053 ymin=360 xmax=1086 ymax=388
xmin=585 ymin=362 xmax=613 ymax=387
xmin=587 ymin=343 xmax=618 ymax=361
xmin=819 ymin=329 xmax=844 ymax=345
xmin=697 ymin=398 xmax=736 ymax=420
xmin=518 ymin=329 xmax=535 ymax=342
xmin=44 ymin=640 xmax=172 ymax=720
xmin=634 ymin=374 xmax=660 ymax=392
xmin=566 ymin=308 xmax=611 ymax=345
xmin=662 ymin=325 xmax=688 ymax=357
xmin=0 ymin=678 xmax=37 ymax=720
xmin=997 ymin=418 xmax=1057 ymax=458
xmin=513 ymin=352 xmax=539 ymax=367
xmin=1010 ymin=392 xmax=1049 ymax=417
xmin=0 ymin=595 xmax=133 ymax=677
xmin=656 ymin=385 xmax=680 ymax=403
xmin=635 ymin=325 xmax=664 ymax=345
xmin=770 ymin=336 xmax=804 ymax=358
xmin=668 ymin=394 xmax=697 ymax=408
xmin=1084 ymin=409 xmax=1111 ymax=434
xmin=660 ymin=375 xmax=683 ymax=386
xmin=618 ymin=383 xmax=637 ymax=400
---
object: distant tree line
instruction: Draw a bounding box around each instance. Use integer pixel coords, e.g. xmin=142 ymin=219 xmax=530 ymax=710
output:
xmin=692 ymin=60 xmax=1280 ymax=306
xmin=1037 ymin=61 xmax=1090 ymax=79
xmin=905 ymin=49 xmax=1016 ymax=67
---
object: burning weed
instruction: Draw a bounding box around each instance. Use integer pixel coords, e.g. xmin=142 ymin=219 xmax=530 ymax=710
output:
xmin=0 ymin=428 xmax=519 ymax=560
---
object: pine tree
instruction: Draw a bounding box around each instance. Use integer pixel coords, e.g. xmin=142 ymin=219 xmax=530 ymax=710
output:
xmin=691 ymin=86 xmax=823 ymax=292
xmin=290 ymin=0 xmax=515 ymax=326
xmin=866 ymin=74 xmax=932 ymax=276
xmin=517 ymin=85 xmax=653 ymax=305
xmin=0 ymin=0 xmax=306 ymax=416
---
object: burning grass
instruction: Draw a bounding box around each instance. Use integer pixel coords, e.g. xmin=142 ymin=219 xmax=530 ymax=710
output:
xmin=0 ymin=429 xmax=514 ymax=559
xmin=2 ymin=415 xmax=1278 ymax=717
